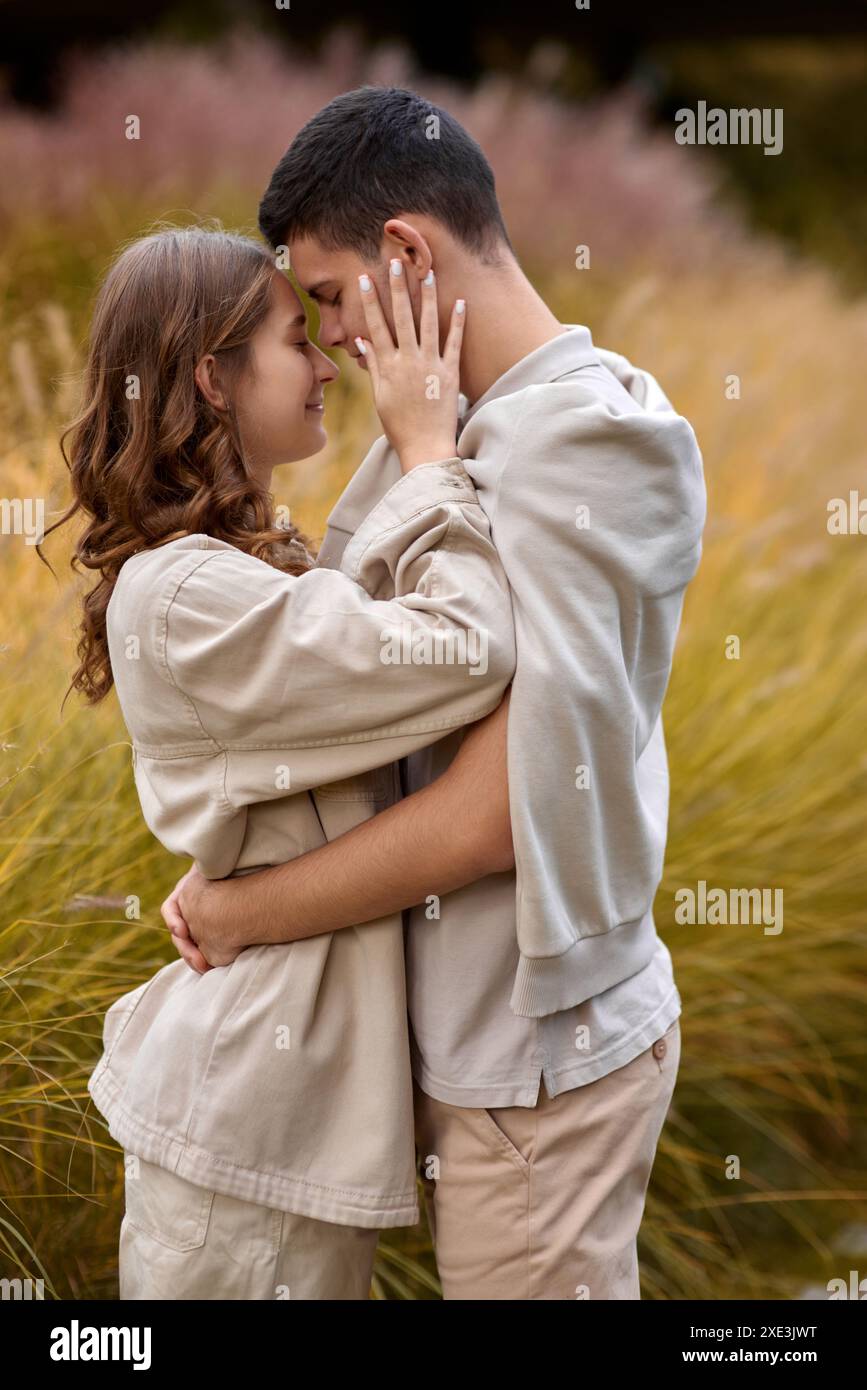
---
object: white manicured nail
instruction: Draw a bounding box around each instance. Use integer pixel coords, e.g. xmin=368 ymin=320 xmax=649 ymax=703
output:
xmin=456 ymin=299 xmax=465 ymax=314
xmin=423 ymin=269 xmax=435 ymax=285
xmin=390 ymin=259 xmax=403 ymax=276
xmin=358 ymin=274 xmax=372 ymax=292
xmin=354 ymin=337 xmax=367 ymax=355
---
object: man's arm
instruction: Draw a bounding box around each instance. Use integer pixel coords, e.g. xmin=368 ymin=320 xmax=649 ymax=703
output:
xmin=165 ymin=691 xmax=513 ymax=971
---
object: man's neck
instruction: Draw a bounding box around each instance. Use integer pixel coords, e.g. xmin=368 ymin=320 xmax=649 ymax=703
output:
xmin=455 ymin=258 xmax=569 ymax=407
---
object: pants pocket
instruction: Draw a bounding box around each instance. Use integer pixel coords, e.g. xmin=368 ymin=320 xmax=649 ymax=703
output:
xmin=474 ymin=1106 xmax=532 ymax=1175
xmin=123 ymin=1155 xmax=214 ymax=1252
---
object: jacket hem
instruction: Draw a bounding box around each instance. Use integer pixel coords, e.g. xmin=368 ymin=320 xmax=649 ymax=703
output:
xmin=87 ymin=1064 xmax=420 ymax=1231
xmin=510 ymin=907 xmax=660 ymax=1017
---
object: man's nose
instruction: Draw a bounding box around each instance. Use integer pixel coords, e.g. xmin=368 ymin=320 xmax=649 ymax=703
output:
xmin=316 ymin=312 xmax=345 ymax=350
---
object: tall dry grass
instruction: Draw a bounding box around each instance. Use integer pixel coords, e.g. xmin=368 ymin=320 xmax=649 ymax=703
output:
xmin=1 ymin=33 xmax=865 ymax=1299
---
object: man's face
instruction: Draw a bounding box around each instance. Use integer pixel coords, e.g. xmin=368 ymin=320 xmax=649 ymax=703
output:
xmin=288 ymin=234 xmax=418 ymax=372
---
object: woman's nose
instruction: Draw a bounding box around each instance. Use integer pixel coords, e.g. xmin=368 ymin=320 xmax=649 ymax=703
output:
xmin=318 ymin=349 xmax=339 ymax=383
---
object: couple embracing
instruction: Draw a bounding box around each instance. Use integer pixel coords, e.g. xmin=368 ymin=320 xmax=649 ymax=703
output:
xmin=55 ymin=85 xmax=706 ymax=1300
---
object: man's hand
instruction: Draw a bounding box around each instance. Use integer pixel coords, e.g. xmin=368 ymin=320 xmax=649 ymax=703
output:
xmin=158 ymin=688 xmax=514 ymax=962
xmin=161 ymin=865 xmax=246 ymax=971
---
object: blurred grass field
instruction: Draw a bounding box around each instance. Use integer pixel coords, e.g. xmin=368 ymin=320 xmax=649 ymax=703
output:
xmin=1 ymin=34 xmax=866 ymax=1300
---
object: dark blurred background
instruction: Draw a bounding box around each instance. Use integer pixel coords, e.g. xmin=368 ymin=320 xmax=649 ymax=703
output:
xmin=3 ymin=0 xmax=866 ymax=286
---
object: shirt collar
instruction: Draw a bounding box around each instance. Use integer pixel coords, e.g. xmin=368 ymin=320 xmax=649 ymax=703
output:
xmin=457 ymin=323 xmax=599 ymax=431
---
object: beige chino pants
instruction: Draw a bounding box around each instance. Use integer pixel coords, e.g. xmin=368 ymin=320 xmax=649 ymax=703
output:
xmin=413 ymin=1016 xmax=681 ymax=1300
xmin=118 ymin=1156 xmax=379 ymax=1300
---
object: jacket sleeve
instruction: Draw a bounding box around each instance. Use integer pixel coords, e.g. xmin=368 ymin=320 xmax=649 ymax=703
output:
xmin=161 ymin=457 xmax=516 ymax=804
xmin=474 ymin=383 xmax=706 ymax=1010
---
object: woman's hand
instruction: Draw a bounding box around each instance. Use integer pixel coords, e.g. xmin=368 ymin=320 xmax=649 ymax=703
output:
xmin=356 ymin=262 xmax=465 ymax=473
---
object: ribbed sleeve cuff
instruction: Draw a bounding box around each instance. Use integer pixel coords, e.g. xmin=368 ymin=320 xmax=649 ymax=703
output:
xmin=509 ymin=908 xmax=660 ymax=1017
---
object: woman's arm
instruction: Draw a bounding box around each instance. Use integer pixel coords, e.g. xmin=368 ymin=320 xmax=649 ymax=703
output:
xmin=155 ymin=267 xmax=513 ymax=858
xmin=165 ymin=691 xmax=513 ymax=970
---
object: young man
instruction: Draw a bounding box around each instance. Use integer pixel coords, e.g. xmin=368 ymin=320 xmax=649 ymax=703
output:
xmin=164 ymin=86 xmax=706 ymax=1299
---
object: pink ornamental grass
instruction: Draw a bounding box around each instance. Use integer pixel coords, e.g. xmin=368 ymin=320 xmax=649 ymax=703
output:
xmin=0 ymin=28 xmax=746 ymax=274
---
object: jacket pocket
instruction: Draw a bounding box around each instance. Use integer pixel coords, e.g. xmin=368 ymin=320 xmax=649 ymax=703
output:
xmin=124 ymin=1156 xmax=214 ymax=1251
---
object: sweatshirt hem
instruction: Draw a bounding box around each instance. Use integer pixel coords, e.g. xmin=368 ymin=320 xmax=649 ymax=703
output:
xmin=541 ymin=989 xmax=682 ymax=1097
xmin=88 ymin=1064 xmax=419 ymax=1231
xmin=411 ymin=987 xmax=682 ymax=1108
xmin=412 ymin=1061 xmax=543 ymax=1109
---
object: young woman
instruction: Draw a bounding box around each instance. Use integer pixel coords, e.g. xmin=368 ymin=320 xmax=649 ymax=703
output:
xmin=50 ymin=226 xmax=515 ymax=1300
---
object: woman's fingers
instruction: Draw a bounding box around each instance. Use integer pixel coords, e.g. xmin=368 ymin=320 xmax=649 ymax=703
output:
xmin=357 ymin=273 xmax=392 ymax=358
xmin=443 ymin=296 xmax=467 ymax=367
xmin=418 ymin=268 xmax=439 ymax=356
xmin=388 ymin=257 xmax=416 ymax=351
xmin=354 ymin=334 xmax=379 ymax=393
xmin=358 ymin=264 xmax=453 ymax=365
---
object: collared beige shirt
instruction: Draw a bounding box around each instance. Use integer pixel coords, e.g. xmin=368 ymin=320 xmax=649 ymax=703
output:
xmin=87 ymin=459 xmax=516 ymax=1226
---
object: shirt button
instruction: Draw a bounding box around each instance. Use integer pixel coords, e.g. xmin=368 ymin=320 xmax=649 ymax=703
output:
xmin=652 ymin=1038 xmax=667 ymax=1060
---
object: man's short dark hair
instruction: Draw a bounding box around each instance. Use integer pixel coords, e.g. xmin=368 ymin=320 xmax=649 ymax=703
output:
xmin=258 ymin=86 xmax=514 ymax=263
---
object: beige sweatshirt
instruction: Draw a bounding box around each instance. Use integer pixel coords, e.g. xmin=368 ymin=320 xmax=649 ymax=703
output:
xmin=318 ymin=325 xmax=707 ymax=1021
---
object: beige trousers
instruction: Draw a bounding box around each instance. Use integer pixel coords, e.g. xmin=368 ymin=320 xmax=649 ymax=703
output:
xmin=118 ymin=1156 xmax=379 ymax=1300
xmin=413 ymin=1016 xmax=681 ymax=1299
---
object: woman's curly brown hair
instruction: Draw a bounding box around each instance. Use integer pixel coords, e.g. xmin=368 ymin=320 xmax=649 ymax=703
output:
xmin=41 ymin=224 xmax=314 ymax=705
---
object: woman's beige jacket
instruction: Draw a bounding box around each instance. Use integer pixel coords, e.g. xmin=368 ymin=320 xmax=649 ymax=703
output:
xmin=87 ymin=457 xmax=516 ymax=1229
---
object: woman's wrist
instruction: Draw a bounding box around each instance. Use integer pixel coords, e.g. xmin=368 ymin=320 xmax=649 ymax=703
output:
xmin=398 ymin=440 xmax=459 ymax=473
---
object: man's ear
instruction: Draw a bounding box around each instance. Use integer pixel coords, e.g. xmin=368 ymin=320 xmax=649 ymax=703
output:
xmin=194 ymin=353 xmax=229 ymax=413
xmin=382 ymin=218 xmax=432 ymax=279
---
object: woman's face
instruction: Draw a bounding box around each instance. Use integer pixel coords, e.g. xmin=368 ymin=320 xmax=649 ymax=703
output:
xmin=230 ymin=270 xmax=339 ymax=483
